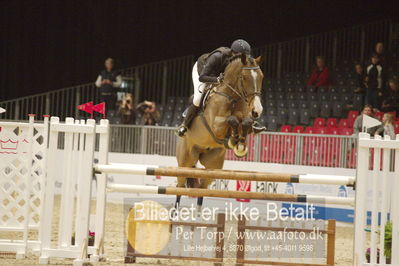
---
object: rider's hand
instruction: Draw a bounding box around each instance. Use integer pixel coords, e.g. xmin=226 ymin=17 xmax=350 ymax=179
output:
xmin=217 ymin=73 xmax=224 ymax=83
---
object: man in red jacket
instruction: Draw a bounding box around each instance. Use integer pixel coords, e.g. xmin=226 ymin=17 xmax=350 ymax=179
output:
xmin=307 ymin=56 xmax=330 ymax=87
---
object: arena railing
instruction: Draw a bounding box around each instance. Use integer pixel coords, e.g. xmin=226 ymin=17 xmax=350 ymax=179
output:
xmin=106 ymin=125 xmax=358 ymax=169
xmin=0 ymin=19 xmax=394 ymax=121
xmin=0 ymin=118 xmax=359 ymax=168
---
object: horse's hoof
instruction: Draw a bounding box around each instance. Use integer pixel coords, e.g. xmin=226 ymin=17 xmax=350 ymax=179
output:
xmin=228 ymin=138 xmax=236 ymax=149
xmin=234 ymin=144 xmax=248 ymax=157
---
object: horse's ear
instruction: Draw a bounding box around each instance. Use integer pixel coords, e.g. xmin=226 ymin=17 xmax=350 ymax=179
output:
xmin=240 ymin=53 xmax=247 ymax=65
xmin=255 ymin=56 xmax=263 ymax=65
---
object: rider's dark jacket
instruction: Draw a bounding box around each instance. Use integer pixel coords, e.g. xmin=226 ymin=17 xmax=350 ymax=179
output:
xmin=197 ymin=47 xmax=232 ymax=83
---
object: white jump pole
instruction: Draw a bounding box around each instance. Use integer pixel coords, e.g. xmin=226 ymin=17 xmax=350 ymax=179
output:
xmin=106 ymin=183 xmax=355 ymax=206
xmin=95 ymin=163 xmax=355 ymax=186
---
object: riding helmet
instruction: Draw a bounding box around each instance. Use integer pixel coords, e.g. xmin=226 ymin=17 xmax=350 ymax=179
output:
xmin=231 ymin=39 xmax=251 ymax=55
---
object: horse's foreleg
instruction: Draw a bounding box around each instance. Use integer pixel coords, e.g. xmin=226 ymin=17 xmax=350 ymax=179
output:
xmin=240 ymin=117 xmax=254 ymax=140
xmin=227 ymin=115 xmax=240 ymax=149
xmin=234 ymin=117 xmax=253 ymax=157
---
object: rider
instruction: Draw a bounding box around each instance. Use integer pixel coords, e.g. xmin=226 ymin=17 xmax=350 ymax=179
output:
xmin=177 ymin=39 xmax=252 ymax=137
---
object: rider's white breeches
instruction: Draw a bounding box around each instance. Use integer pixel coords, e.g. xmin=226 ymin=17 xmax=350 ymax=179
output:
xmin=192 ymin=62 xmax=206 ymax=107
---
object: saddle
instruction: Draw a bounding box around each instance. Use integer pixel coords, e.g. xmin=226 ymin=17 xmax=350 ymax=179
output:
xmin=182 ymin=84 xmax=215 ymax=118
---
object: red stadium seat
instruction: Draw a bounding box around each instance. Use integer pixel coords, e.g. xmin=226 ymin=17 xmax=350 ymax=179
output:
xmin=280 ymin=125 xmax=291 ymax=132
xmin=305 ymin=126 xmax=316 ymax=134
xmin=347 ymin=110 xmax=359 ymax=126
xmin=394 ymin=121 xmax=399 ymax=134
xmin=374 ymin=112 xmax=384 ymax=121
xmin=326 ymin=118 xmax=337 ymax=128
xmin=293 ymin=126 xmax=304 ymax=133
xmin=338 ymin=119 xmax=349 ymax=128
xmin=339 ymin=127 xmax=354 ymax=135
xmin=313 ymin=118 xmax=325 ymax=128
xmin=314 ymin=127 xmax=328 ymax=134
xmin=326 ymin=127 xmax=339 ymax=135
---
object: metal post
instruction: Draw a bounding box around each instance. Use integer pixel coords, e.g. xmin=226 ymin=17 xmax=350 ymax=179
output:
xmin=140 ymin=127 xmax=147 ymax=154
xmin=387 ymin=20 xmax=393 ymax=51
xmin=161 ymin=62 xmax=168 ymax=106
xmin=254 ymin=134 xmax=261 ymax=162
xmin=305 ymin=40 xmax=310 ymax=72
xmin=332 ymin=35 xmax=338 ymax=67
xmin=15 ymin=101 xmax=20 ymax=120
xmin=75 ymin=90 xmax=80 ymax=118
xmin=360 ymin=27 xmax=366 ymax=62
xmin=277 ymin=44 xmax=282 ymax=79
xmin=134 ymin=71 xmax=140 ymax=105
xmin=45 ymin=93 xmax=50 ymax=116
xmin=295 ymin=135 xmax=302 ymax=165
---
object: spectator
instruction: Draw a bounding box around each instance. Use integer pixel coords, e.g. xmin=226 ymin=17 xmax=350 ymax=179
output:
xmin=376 ymin=113 xmax=396 ymax=139
xmin=354 ymin=63 xmax=366 ymax=94
xmin=365 ymin=54 xmax=383 ymax=109
xmin=136 ymin=101 xmax=160 ymax=125
xmin=353 ymin=104 xmax=382 ymax=136
xmin=375 ymin=42 xmax=386 ymax=65
xmin=307 ymin=56 xmax=331 ymax=87
xmin=95 ymin=58 xmax=122 ymax=115
xmin=118 ymin=93 xmax=136 ymax=124
xmin=381 ymin=79 xmax=399 ymax=114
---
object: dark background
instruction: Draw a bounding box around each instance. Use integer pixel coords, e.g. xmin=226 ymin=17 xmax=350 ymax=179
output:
xmin=1 ymin=0 xmax=397 ymax=100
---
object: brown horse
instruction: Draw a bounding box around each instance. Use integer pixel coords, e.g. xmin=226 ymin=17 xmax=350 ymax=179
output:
xmin=175 ymin=54 xmax=263 ymax=209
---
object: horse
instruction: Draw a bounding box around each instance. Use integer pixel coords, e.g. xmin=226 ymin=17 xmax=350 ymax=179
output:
xmin=175 ymin=53 xmax=263 ymax=210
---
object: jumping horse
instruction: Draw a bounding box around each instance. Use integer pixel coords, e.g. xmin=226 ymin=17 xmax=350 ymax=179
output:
xmin=175 ymin=53 xmax=264 ymax=211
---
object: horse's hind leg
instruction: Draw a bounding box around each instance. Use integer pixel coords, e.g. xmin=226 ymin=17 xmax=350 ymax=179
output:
xmin=197 ymin=148 xmax=226 ymax=211
xmin=175 ymin=138 xmax=200 ymax=213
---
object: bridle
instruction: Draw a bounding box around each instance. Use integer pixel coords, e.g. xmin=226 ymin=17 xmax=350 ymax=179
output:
xmin=200 ymin=64 xmax=262 ymax=145
xmin=221 ymin=65 xmax=262 ymax=104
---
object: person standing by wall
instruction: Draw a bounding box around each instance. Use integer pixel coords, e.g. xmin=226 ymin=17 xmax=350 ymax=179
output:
xmin=381 ymin=79 xmax=399 ymax=114
xmin=365 ymin=54 xmax=383 ymax=110
xmin=95 ymin=58 xmax=122 ymax=116
xmin=354 ymin=63 xmax=366 ymax=94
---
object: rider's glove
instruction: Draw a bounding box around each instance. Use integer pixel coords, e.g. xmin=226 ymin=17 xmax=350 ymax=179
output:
xmin=217 ymin=73 xmax=224 ymax=83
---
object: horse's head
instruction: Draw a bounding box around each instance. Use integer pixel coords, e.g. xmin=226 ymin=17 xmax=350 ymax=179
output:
xmin=224 ymin=54 xmax=264 ymax=118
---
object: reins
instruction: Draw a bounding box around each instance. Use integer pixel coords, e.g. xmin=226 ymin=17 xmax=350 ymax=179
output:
xmin=219 ymin=65 xmax=261 ymax=105
xmin=199 ymin=62 xmax=261 ymax=146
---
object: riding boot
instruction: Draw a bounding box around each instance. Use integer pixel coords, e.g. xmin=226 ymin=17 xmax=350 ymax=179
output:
xmin=176 ymin=104 xmax=200 ymax=137
xmin=252 ymin=121 xmax=267 ymax=134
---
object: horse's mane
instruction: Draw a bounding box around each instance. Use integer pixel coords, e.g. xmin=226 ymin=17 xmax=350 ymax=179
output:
xmin=225 ymin=55 xmax=257 ymax=75
xmin=229 ymin=54 xmax=244 ymax=63
xmin=228 ymin=54 xmax=256 ymax=66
